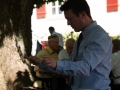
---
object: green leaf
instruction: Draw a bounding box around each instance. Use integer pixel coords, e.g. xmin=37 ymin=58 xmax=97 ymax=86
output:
xmin=35 ymin=0 xmax=65 ymax=8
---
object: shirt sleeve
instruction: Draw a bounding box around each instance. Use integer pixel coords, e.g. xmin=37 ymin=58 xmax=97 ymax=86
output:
xmin=55 ymin=34 xmax=112 ymax=76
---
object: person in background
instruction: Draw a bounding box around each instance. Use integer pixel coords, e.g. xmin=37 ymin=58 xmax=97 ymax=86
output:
xmin=58 ymin=38 xmax=75 ymax=59
xmin=110 ymin=39 xmax=120 ymax=90
xmin=28 ymin=0 xmax=112 ymax=90
xmin=58 ymin=38 xmax=75 ymax=88
xmin=36 ymin=40 xmax=42 ymax=55
xmin=34 ymin=34 xmax=59 ymax=89
xmin=49 ymin=26 xmax=64 ymax=53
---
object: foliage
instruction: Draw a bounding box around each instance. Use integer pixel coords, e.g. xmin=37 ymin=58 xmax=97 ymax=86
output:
xmin=110 ymin=35 xmax=120 ymax=40
xmin=63 ymin=31 xmax=80 ymax=45
xmin=63 ymin=32 xmax=120 ymax=41
xmin=34 ymin=0 xmax=65 ymax=8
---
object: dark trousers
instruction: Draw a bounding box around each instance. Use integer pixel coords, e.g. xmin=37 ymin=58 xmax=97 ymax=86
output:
xmin=52 ymin=77 xmax=66 ymax=90
xmin=59 ymin=85 xmax=72 ymax=90
xmin=110 ymin=84 xmax=120 ymax=90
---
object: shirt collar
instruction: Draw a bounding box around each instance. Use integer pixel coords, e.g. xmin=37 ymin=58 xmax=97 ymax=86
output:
xmin=82 ymin=21 xmax=97 ymax=38
xmin=47 ymin=46 xmax=56 ymax=54
xmin=52 ymin=31 xmax=56 ymax=34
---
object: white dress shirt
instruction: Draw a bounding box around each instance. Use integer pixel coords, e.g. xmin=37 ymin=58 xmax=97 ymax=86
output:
xmin=111 ymin=51 xmax=120 ymax=84
xmin=58 ymin=49 xmax=69 ymax=59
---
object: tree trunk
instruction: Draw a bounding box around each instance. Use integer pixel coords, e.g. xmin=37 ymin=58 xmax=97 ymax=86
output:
xmin=0 ymin=0 xmax=34 ymax=90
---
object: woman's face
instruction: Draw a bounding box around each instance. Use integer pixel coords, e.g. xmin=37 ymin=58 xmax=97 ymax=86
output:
xmin=66 ymin=43 xmax=74 ymax=55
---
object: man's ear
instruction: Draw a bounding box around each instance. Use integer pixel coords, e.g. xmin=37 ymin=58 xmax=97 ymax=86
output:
xmin=81 ymin=11 xmax=86 ymax=19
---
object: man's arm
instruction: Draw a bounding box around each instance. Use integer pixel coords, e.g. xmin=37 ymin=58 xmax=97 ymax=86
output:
xmin=41 ymin=34 xmax=112 ymax=76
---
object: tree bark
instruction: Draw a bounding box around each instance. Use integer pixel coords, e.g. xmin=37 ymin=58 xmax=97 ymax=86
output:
xmin=0 ymin=0 xmax=34 ymax=90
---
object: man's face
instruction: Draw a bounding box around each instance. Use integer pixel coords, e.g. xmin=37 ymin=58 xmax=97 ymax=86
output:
xmin=49 ymin=30 xmax=52 ymax=35
xmin=64 ymin=9 xmax=85 ymax=32
xmin=66 ymin=44 xmax=74 ymax=55
xmin=48 ymin=38 xmax=59 ymax=51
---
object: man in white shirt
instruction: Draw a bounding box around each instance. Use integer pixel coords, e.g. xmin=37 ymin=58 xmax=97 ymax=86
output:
xmin=59 ymin=38 xmax=75 ymax=59
xmin=49 ymin=26 xmax=64 ymax=53
xmin=110 ymin=39 xmax=120 ymax=90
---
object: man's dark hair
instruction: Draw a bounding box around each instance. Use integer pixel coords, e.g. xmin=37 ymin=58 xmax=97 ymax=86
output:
xmin=49 ymin=26 xmax=55 ymax=31
xmin=112 ymin=39 xmax=120 ymax=51
xmin=60 ymin=0 xmax=92 ymax=18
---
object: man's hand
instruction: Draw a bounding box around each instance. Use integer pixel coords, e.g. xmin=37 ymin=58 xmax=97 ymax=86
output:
xmin=28 ymin=56 xmax=40 ymax=66
xmin=41 ymin=56 xmax=57 ymax=69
